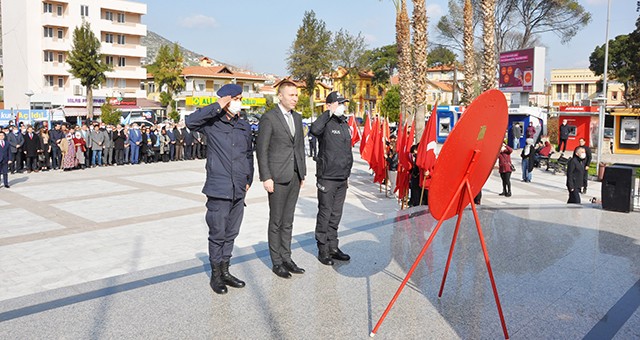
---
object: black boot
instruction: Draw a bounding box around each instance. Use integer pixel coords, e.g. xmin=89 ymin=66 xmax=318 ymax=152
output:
xmin=317 ymin=244 xmax=334 ymax=266
xmin=210 ymin=262 xmax=228 ymax=294
xmin=220 ymin=261 xmax=245 ymax=288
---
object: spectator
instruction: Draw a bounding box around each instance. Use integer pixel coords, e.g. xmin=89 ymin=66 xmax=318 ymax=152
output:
xmin=103 ymin=125 xmax=115 ymax=166
xmin=80 ymin=124 xmax=92 ymax=166
xmin=50 ymin=123 xmax=64 ymax=170
xmin=498 ymin=141 xmax=513 ymax=197
xmin=184 ymin=127 xmax=194 ymax=160
xmin=39 ymin=127 xmax=52 ymax=171
xmin=7 ymin=125 xmax=24 ymax=173
xmin=386 ymin=140 xmax=398 ymax=197
xmin=123 ymin=125 xmax=131 ymax=164
xmin=61 ymin=128 xmax=77 ymax=171
xmin=113 ymin=125 xmax=126 ymax=165
xmin=577 ymin=138 xmax=592 ymax=194
xmin=23 ymin=126 xmax=42 ymax=173
xmin=567 ymin=146 xmax=587 ymax=204
xmin=129 ymin=123 xmax=142 ymax=164
xmin=511 ymin=123 xmax=522 ymax=149
xmin=174 ymin=123 xmax=185 ymax=161
xmin=0 ymin=130 xmax=10 ymax=188
xmin=526 ymin=122 xmax=536 ymax=139
xmin=166 ymin=122 xmax=176 ymax=161
xmin=520 ymin=138 xmax=535 ymax=182
xmin=90 ymin=124 xmax=105 ymax=167
xmin=73 ymin=131 xmax=87 ymax=169
xmin=159 ymin=128 xmax=170 ymax=162
xmin=558 ymin=119 xmax=570 ymax=153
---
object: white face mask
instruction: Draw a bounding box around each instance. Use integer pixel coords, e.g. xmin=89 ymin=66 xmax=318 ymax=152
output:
xmin=578 ymin=153 xmax=586 ymax=159
xmin=228 ymin=100 xmax=242 ymax=115
xmin=334 ymin=104 xmax=346 ymax=116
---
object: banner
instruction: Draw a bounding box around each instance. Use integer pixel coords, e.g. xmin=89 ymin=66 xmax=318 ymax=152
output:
xmin=186 ymin=96 xmax=266 ymax=107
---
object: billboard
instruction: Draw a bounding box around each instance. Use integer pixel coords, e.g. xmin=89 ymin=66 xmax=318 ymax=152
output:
xmin=498 ymin=47 xmax=545 ymax=93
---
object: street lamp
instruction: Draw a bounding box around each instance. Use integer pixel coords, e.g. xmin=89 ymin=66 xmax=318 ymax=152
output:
xmin=596 ymin=0 xmax=611 ymax=177
xmin=25 ymin=90 xmax=34 ymax=125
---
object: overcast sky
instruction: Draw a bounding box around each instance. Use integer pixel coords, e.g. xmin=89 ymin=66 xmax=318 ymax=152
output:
xmin=144 ymin=0 xmax=638 ymax=78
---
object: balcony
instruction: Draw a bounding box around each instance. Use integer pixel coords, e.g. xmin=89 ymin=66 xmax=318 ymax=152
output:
xmin=42 ymin=38 xmax=69 ymax=52
xmin=41 ymin=13 xmax=69 ymax=28
xmin=99 ymin=20 xmax=146 ymax=37
xmin=101 ymin=43 xmax=146 ymax=58
xmin=42 ymin=62 xmax=70 ymax=76
xmin=100 ymin=1 xmax=147 ymax=15
xmin=105 ymin=67 xmax=147 ymax=80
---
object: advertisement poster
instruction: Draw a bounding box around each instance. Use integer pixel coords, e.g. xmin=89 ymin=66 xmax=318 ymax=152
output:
xmin=499 ymin=48 xmax=535 ymax=92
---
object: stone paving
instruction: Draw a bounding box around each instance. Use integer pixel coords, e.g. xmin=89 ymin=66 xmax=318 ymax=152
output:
xmin=0 ymin=148 xmax=638 ymax=339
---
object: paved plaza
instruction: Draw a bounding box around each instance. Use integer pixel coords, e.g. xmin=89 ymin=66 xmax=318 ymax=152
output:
xmin=0 ymin=150 xmax=639 ymax=339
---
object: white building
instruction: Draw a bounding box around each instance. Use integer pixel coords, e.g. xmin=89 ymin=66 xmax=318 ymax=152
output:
xmin=2 ymin=0 xmax=147 ymax=117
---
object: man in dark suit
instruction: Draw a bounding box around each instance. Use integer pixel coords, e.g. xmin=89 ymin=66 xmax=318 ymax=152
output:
xmin=0 ymin=131 xmax=11 ymax=188
xmin=184 ymin=127 xmax=194 ymax=160
xmin=256 ymin=81 xmax=307 ymax=279
xmin=23 ymin=126 xmax=41 ymax=172
xmin=558 ymin=119 xmax=570 ymax=153
xmin=174 ymin=124 xmax=185 ymax=160
xmin=7 ymin=125 xmax=24 ymax=173
xmin=186 ymin=84 xmax=254 ymax=295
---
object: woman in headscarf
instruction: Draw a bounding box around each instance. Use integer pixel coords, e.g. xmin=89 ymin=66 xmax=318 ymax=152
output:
xmin=520 ymin=138 xmax=535 ymax=182
xmin=73 ymin=131 xmax=87 ymax=169
xmin=61 ymin=128 xmax=77 ymax=171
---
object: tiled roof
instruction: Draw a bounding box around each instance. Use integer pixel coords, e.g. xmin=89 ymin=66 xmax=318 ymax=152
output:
xmin=181 ymin=66 xmax=266 ymax=81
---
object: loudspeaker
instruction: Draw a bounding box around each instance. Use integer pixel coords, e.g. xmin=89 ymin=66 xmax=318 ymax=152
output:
xmin=601 ymin=166 xmax=635 ymax=213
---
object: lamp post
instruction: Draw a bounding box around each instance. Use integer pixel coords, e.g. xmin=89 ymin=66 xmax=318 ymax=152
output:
xmin=596 ymin=0 xmax=611 ymax=177
xmin=25 ymin=90 xmax=34 ymax=125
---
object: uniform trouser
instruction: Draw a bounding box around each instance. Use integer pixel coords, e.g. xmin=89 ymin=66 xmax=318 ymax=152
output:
xmin=0 ymin=161 xmax=8 ymax=186
xmin=175 ymin=144 xmax=184 ymax=160
xmin=104 ymin=147 xmax=114 ymax=165
xmin=567 ymin=187 xmax=581 ymax=204
xmin=315 ymin=179 xmax=348 ymax=253
xmin=51 ymin=145 xmax=61 ymax=169
xmin=205 ymin=196 xmax=244 ymax=264
xmin=267 ymin=177 xmax=301 ymax=266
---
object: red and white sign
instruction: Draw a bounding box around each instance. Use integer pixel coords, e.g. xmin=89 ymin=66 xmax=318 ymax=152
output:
xmin=559 ymin=106 xmax=599 ymax=113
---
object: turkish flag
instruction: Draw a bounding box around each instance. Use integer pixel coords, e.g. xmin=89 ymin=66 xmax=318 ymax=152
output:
xmin=362 ymin=116 xmax=377 ymax=164
xmin=348 ymin=115 xmax=360 ymax=147
xmin=416 ymin=102 xmax=438 ymax=189
xmin=360 ymin=114 xmax=372 ymax=161
xmin=372 ymin=122 xmax=387 ymax=184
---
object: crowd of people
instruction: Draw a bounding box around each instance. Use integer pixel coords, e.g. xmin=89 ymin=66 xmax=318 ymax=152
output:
xmin=0 ymin=120 xmax=209 ymax=177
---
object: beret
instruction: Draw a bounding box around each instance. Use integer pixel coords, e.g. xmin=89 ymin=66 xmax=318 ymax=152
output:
xmin=217 ymin=84 xmax=243 ymax=98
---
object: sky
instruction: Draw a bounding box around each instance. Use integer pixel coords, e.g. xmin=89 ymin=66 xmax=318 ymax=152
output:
xmin=143 ymin=0 xmax=639 ymax=78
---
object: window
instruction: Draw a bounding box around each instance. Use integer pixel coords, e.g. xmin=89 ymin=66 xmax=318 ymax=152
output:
xmin=43 ymin=3 xmax=53 ymax=13
xmin=58 ymin=77 xmax=64 ymax=88
xmin=243 ymin=84 xmax=250 ymax=93
xmin=612 ymin=91 xmax=618 ymax=101
xmin=44 ymin=27 xmax=53 ymax=38
xmin=105 ymin=56 xmax=114 ymax=65
xmin=44 ymin=51 xmax=54 ymax=62
xmin=57 ymin=5 xmax=63 ymax=16
xmin=117 ymin=13 xmax=125 ymax=23
xmin=57 ymin=29 xmax=64 ymax=39
xmin=117 ymin=35 xmax=125 ymax=45
xmin=45 ymin=75 xmax=54 ymax=87
xmin=214 ymin=83 xmax=221 ymax=91
xmin=584 ymin=84 xmax=589 ymax=93
xmin=81 ymin=5 xmax=89 ymax=17
xmin=106 ymin=78 xmax=115 ymax=88
xmin=140 ymin=82 xmax=145 ymax=91
xmin=118 ymin=57 xmax=126 ymax=67
xmin=58 ymin=53 xmax=64 ymax=63
xmin=105 ymin=33 xmax=114 ymax=43
xmin=119 ymin=79 xmax=127 ymax=89
xmin=576 ymin=84 xmax=582 ymax=93
xmin=105 ymin=11 xmax=113 ymax=21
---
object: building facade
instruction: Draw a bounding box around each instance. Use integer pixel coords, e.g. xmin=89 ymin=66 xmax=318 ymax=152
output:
xmin=550 ymin=68 xmax=625 ymax=110
xmin=1 ymin=0 xmax=147 ymax=119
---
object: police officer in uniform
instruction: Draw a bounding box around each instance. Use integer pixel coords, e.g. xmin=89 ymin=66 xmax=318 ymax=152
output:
xmin=309 ymin=91 xmax=353 ymax=265
xmin=186 ymin=84 xmax=254 ymax=294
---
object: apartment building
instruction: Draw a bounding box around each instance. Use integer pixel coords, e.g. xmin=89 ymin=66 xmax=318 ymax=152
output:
xmin=550 ymin=68 xmax=625 ymax=109
xmin=1 ymin=0 xmax=146 ymax=118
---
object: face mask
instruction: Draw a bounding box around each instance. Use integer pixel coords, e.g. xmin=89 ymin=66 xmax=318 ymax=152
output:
xmin=228 ymin=100 xmax=242 ymax=115
xmin=334 ymin=104 xmax=346 ymax=116
xmin=578 ymin=153 xmax=586 ymax=159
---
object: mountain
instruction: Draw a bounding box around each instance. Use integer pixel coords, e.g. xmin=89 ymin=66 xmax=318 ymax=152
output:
xmin=142 ymin=30 xmax=217 ymax=66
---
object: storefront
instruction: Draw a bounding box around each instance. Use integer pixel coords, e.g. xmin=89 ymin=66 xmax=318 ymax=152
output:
xmin=611 ymin=108 xmax=640 ymax=155
xmin=558 ymin=106 xmax=600 ymax=150
xmin=507 ymin=106 xmax=547 ymax=147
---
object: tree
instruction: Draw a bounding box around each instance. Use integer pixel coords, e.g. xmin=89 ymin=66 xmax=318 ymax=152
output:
xmin=396 ymin=0 xmax=414 ymax=120
xmin=461 ymin=0 xmax=477 ymax=104
xmin=380 ymin=85 xmax=401 ymax=122
xmin=437 ymin=0 xmax=590 ymax=53
xmin=481 ymin=0 xmax=497 ymax=91
xmin=412 ymin=0 xmax=429 ymax=141
xmin=427 ymin=46 xmax=457 ymax=67
xmin=362 ymin=44 xmax=398 ymax=86
xmin=288 ymin=10 xmax=332 ymax=119
xmin=152 ymin=44 xmax=185 ymax=117
xmin=67 ymin=21 xmax=112 ymax=120
xmin=295 ymin=93 xmax=314 ymax=119
xmin=332 ymin=29 xmax=368 ymax=99
xmin=100 ymin=103 xmax=122 ymax=125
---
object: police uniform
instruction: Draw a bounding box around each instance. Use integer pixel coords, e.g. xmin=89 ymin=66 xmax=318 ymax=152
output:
xmin=309 ymin=92 xmax=353 ymax=264
xmin=185 ymin=84 xmax=254 ymax=294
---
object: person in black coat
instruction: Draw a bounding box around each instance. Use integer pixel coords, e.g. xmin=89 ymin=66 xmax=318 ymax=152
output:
xmin=23 ymin=126 xmax=42 ymax=172
xmin=520 ymin=138 xmax=535 ymax=182
xmin=185 ymin=84 xmax=254 ymax=294
xmin=558 ymin=119 xmax=570 ymax=153
xmin=566 ymin=147 xmax=587 ymax=204
xmin=184 ymin=128 xmax=194 ymax=160
xmin=113 ymin=125 xmax=127 ymax=165
xmin=578 ymin=138 xmax=592 ymax=193
xmin=0 ymin=131 xmax=11 ymax=188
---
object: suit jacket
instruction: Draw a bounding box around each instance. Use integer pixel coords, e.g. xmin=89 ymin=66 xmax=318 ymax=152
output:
xmin=7 ymin=132 xmax=24 ymax=153
xmin=256 ymin=106 xmax=306 ymax=183
xmin=90 ymin=130 xmax=105 ymax=150
xmin=175 ymin=128 xmax=185 ymax=144
xmin=23 ymin=133 xmax=41 ymax=157
xmin=113 ymin=130 xmax=126 ymax=150
xmin=0 ymin=140 xmax=10 ymax=164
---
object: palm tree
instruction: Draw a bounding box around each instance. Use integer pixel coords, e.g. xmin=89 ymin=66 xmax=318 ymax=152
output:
xmin=412 ymin=0 xmax=428 ymax=141
xmin=462 ymin=0 xmax=476 ymax=104
xmin=396 ymin=0 xmax=414 ymax=123
xmin=481 ymin=0 xmax=497 ymax=91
